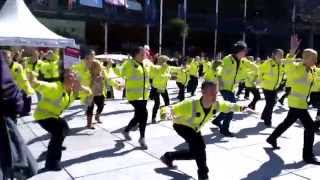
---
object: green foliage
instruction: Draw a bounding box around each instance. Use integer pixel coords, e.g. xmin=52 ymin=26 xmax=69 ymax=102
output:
xmin=168 ymin=18 xmax=189 ymax=37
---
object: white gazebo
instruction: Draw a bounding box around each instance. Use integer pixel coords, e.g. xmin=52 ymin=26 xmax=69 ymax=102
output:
xmin=0 ymin=0 xmax=76 ymax=48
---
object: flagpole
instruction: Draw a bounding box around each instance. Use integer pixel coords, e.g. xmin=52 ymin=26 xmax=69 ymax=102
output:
xmin=182 ymin=0 xmax=187 ymax=57
xmin=159 ymin=0 xmax=163 ymax=55
xmin=242 ymin=0 xmax=247 ymax=42
xmin=291 ymin=0 xmax=296 ymax=35
xmin=146 ymin=0 xmax=150 ymax=46
xmin=213 ymin=0 xmax=219 ymax=59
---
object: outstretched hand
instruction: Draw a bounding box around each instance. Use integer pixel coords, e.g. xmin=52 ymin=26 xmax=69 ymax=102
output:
xmin=290 ymin=34 xmax=301 ymax=55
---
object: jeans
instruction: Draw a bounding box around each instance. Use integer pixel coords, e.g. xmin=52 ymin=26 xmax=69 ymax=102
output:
xmin=125 ymin=100 xmax=148 ymax=138
xmin=86 ymin=95 xmax=105 ymax=116
xmin=152 ymin=89 xmax=170 ymax=120
xmin=261 ymin=89 xmax=277 ymax=125
xmin=268 ymin=108 xmax=316 ymax=159
xmin=165 ymin=124 xmax=209 ymax=179
xmin=214 ymin=90 xmax=236 ymax=131
xmin=37 ymin=118 xmax=69 ymax=168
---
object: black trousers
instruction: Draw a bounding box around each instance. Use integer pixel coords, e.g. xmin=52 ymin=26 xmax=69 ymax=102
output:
xmin=176 ymin=82 xmax=185 ymax=101
xmin=236 ymin=82 xmax=249 ymax=98
xmin=268 ymin=108 xmax=316 ymax=159
xmin=86 ymin=95 xmax=105 ymax=116
xmin=125 ymin=100 xmax=148 ymax=138
xmin=21 ymin=90 xmax=31 ymax=116
xmin=152 ymin=89 xmax=170 ymax=119
xmin=261 ymin=89 xmax=277 ymax=125
xmin=188 ymin=76 xmax=198 ymax=96
xmin=37 ymin=118 xmax=69 ymax=168
xmin=247 ymin=87 xmax=261 ymax=110
xmin=165 ymin=124 xmax=208 ymax=178
xmin=279 ymin=87 xmax=291 ymax=103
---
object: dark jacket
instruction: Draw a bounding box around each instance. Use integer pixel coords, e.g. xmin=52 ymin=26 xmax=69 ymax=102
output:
xmin=0 ymin=55 xmax=37 ymax=179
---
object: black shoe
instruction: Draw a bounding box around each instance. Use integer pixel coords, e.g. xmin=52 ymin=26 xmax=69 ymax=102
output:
xmin=266 ymin=138 xmax=280 ymax=149
xmin=264 ymin=121 xmax=272 ymax=127
xmin=212 ymin=121 xmax=221 ymax=129
xmin=160 ymin=154 xmax=176 ymax=168
xmin=151 ymin=118 xmax=156 ymax=124
xmin=198 ymin=176 xmax=209 ymax=180
xmin=278 ymin=99 xmax=284 ymax=105
xmin=248 ymin=104 xmax=255 ymax=110
xmin=44 ymin=164 xmax=62 ymax=171
xmin=220 ymin=130 xmax=234 ymax=137
xmin=303 ymin=157 xmax=320 ymax=165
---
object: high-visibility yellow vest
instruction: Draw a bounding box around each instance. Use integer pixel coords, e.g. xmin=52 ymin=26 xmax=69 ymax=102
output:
xmin=72 ymin=61 xmax=92 ymax=87
xmin=151 ymin=64 xmax=171 ymax=91
xmin=33 ymin=81 xmax=91 ymax=120
xmin=170 ymin=66 xmax=189 ymax=86
xmin=242 ymin=59 xmax=259 ymax=88
xmin=118 ymin=59 xmax=151 ymax=101
xmin=218 ymin=55 xmax=255 ymax=91
xmin=39 ymin=60 xmax=60 ymax=82
xmin=287 ymin=62 xmax=317 ymax=109
xmin=24 ymin=57 xmax=43 ymax=76
xmin=202 ymin=60 xmax=212 ymax=75
xmin=204 ymin=63 xmax=220 ymax=82
xmin=168 ymin=98 xmax=241 ymax=132
xmin=187 ymin=59 xmax=199 ymax=77
xmin=312 ymin=68 xmax=320 ymax=92
xmin=10 ymin=62 xmax=34 ymax=95
xmin=259 ymin=59 xmax=285 ymax=91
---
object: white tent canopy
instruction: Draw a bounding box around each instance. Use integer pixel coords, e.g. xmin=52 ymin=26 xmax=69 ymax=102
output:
xmin=0 ymin=0 xmax=76 ymax=48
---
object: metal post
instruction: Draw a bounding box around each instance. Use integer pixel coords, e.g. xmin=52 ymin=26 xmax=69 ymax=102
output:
xmin=242 ymin=0 xmax=247 ymax=41
xmin=146 ymin=0 xmax=150 ymax=46
xmin=213 ymin=0 xmax=219 ymax=59
xmin=104 ymin=22 xmax=108 ymax=53
xmin=159 ymin=0 xmax=163 ymax=55
xmin=291 ymin=0 xmax=296 ymax=35
xmin=146 ymin=24 xmax=150 ymax=46
xmin=182 ymin=0 xmax=187 ymax=57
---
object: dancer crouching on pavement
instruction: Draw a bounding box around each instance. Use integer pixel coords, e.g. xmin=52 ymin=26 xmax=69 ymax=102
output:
xmin=160 ymin=81 xmax=246 ymax=180
xmin=28 ymin=70 xmax=91 ymax=171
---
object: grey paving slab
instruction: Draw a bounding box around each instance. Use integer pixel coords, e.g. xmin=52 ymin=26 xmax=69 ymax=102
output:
xmin=76 ymin=162 xmax=193 ymax=180
xmin=16 ymin=80 xmax=320 ymax=180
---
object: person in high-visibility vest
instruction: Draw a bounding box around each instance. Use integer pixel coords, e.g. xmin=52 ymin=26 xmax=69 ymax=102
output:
xmin=170 ymin=63 xmax=189 ymax=101
xmin=212 ymin=41 xmax=254 ymax=137
xmin=39 ymin=50 xmax=61 ymax=82
xmin=116 ymin=47 xmax=152 ymax=149
xmin=203 ymin=60 xmax=222 ymax=83
xmin=267 ymin=35 xmax=320 ymax=164
xmin=27 ymin=70 xmax=91 ymax=171
xmin=24 ymin=50 xmax=43 ymax=76
xmin=160 ymin=81 xmax=245 ymax=180
xmin=186 ymin=57 xmax=200 ymax=96
xmin=2 ymin=50 xmax=34 ymax=117
xmin=150 ymin=55 xmax=171 ymax=123
xmin=259 ymin=49 xmax=286 ymax=126
xmin=243 ymin=56 xmax=260 ymax=110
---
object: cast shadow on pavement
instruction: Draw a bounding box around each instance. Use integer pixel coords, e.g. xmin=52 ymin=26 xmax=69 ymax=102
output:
xmin=154 ymin=167 xmax=194 ymax=180
xmin=27 ymin=126 xmax=89 ymax=146
xmin=174 ymin=127 xmax=229 ymax=151
xmin=235 ymin=122 xmax=267 ymax=139
xmin=241 ymin=148 xmax=284 ymax=180
xmin=100 ymin=109 xmax=134 ymax=116
xmin=60 ymin=140 xmax=140 ymax=168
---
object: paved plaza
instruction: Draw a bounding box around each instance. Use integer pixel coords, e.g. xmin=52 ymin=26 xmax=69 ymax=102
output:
xmin=20 ymin=80 xmax=320 ymax=180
